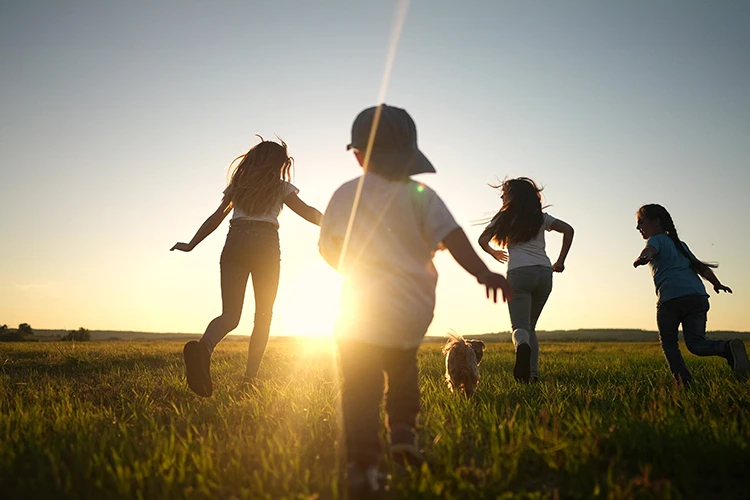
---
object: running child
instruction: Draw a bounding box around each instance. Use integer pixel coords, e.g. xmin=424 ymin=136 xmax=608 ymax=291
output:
xmin=319 ymin=104 xmax=512 ymax=497
xmin=633 ymin=203 xmax=748 ymax=384
xmin=479 ymin=177 xmax=574 ymax=383
xmin=171 ymin=137 xmax=322 ymax=397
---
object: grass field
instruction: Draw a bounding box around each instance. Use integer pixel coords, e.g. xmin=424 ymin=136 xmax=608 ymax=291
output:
xmin=1 ymin=340 xmax=748 ymax=499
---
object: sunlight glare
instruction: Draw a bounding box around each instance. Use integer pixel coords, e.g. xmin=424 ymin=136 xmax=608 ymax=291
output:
xmin=277 ymin=265 xmax=342 ymax=337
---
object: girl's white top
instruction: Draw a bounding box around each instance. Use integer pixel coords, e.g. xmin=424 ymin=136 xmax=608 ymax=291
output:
xmin=229 ymin=181 xmax=298 ymax=228
xmin=495 ymin=212 xmax=556 ymax=271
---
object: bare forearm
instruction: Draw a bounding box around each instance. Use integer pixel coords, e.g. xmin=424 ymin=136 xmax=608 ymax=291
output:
xmin=699 ymin=267 xmax=721 ymax=287
xmin=555 ymin=229 xmax=574 ymax=264
xmin=478 ymin=232 xmax=494 ymax=256
xmin=633 ymin=246 xmax=656 ymax=267
xmin=186 ymin=215 xmax=223 ymax=250
xmin=444 ymin=228 xmax=490 ymax=279
xmin=305 ymin=208 xmax=323 ymax=226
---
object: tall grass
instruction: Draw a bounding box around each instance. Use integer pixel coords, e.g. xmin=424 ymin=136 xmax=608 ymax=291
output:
xmin=1 ymin=340 xmax=748 ymax=499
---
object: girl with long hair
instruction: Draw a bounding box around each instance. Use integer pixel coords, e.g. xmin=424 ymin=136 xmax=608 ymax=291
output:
xmin=479 ymin=177 xmax=574 ymax=382
xmin=171 ymin=137 xmax=322 ymax=397
xmin=633 ymin=203 xmax=748 ymax=384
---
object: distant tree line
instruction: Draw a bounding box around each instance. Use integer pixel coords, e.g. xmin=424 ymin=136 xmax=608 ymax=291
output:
xmin=0 ymin=324 xmax=91 ymax=342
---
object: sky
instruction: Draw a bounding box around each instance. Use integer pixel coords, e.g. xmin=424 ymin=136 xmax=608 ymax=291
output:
xmin=1 ymin=0 xmax=749 ymax=338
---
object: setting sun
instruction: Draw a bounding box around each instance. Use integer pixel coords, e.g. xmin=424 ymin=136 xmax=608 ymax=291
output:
xmin=276 ymin=263 xmax=341 ymax=337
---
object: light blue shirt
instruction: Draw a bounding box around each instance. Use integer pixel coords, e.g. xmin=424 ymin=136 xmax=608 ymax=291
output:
xmin=647 ymin=234 xmax=708 ymax=304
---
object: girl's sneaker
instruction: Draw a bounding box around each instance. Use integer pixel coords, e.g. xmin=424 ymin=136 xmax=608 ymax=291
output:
xmin=727 ymin=339 xmax=750 ymax=382
xmin=183 ymin=341 xmax=212 ymax=397
xmin=345 ymin=462 xmax=388 ymax=499
xmin=514 ymin=343 xmax=531 ymax=382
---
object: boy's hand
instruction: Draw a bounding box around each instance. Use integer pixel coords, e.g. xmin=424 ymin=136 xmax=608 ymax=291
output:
xmin=713 ymin=283 xmax=732 ymax=294
xmin=477 ymin=271 xmax=513 ymax=303
xmin=171 ymin=242 xmax=192 ymax=252
xmin=552 ymin=261 xmax=565 ymax=273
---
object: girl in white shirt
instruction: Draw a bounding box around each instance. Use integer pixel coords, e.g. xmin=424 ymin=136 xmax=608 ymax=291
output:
xmin=172 ymin=137 xmax=322 ymax=397
xmin=479 ymin=177 xmax=574 ymax=382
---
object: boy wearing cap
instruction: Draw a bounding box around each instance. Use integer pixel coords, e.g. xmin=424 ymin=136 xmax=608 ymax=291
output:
xmin=319 ymin=104 xmax=512 ymax=496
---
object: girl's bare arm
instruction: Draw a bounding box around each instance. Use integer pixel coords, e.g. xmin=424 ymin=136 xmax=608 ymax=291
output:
xmin=478 ymin=228 xmax=509 ymax=263
xmin=549 ymin=219 xmax=574 ymax=272
xmin=698 ymin=267 xmax=733 ymax=294
xmin=285 ymin=192 xmax=323 ymax=226
xmin=171 ymin=198 xmax=232 ymax=252
xmin=633 ymin=246 xmax=657 ymax=267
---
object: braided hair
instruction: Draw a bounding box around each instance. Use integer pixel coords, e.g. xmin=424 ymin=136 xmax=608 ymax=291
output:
xmin=638 ymin=204 xmax=716 ymax=274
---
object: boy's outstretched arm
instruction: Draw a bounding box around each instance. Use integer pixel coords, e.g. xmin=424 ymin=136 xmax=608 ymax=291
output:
xmin=633 ymin=246 xmax=656 ymax=267
xmin=171 ymin=198 xmax=232 ymax=252
xmin=549 ymin=219 xmax=574 ymax=272
xmin=698 ymin=267 xmax=733 ymax=294
xmin=442 ymin=228 xmax=512 ymax=303
xmin=285 ymin=192 xmax=323 ymax=226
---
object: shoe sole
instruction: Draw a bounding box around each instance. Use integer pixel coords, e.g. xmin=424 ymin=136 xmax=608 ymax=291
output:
xmin=390 ymin=443 xmax=425 ymax=469
xmin=514 ymin=343 xmax=531 ymax=382
xmin=183 ymin=341 xmax=213 ymax=397
xmin=729 ymin=339 xmax=750 ymax=382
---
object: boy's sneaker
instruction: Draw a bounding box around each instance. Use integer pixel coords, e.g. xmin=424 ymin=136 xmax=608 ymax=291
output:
xmin=389 ymin=424 xmax=425 ymax=470
xmin=390 ymin=443 xmax=425 ymax=470
xmin=514 ymin=343 xmax=531 ymax=383
xmin=183 ymin=341 xmax=212 ymax=397
xmin=345 ymin=462 xmax=387 ymax=500
xmin=727 ymin=339 xmax=750 ymax=382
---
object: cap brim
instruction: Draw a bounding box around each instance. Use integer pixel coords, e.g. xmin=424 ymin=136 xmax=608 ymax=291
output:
xmin=367 ymin=148 xmax=436 ymax=176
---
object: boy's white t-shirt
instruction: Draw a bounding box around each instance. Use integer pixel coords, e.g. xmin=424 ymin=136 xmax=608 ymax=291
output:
xmin=490 ymin=212 xmax=556 ymax=271
xmin=228 ymin=181 xmax=298 ymax=228
xmin=319 ymin=173 xmax=460 ymax=349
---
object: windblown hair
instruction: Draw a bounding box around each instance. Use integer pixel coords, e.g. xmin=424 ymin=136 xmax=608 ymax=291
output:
xmin=484 ymin=177 xmax=546 ymax=247
xmin=223 ymin=136 xmax=294 ymax=216
xmin=638 ymin=204 xmax=717 ymax=274
xmin=443 ymin=333 xmax=486 ymax=396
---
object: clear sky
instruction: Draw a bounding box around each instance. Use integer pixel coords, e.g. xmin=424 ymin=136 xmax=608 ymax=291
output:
xmin=2 ymin=0 xmax=749 ymax=337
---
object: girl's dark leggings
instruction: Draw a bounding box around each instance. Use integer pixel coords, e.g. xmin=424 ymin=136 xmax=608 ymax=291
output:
xmin=200 ymin=220 xmax=280 ymax=378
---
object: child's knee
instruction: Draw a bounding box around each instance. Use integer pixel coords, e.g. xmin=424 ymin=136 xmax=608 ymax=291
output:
xmin=658 ymin=332 xmax=679 ymax=347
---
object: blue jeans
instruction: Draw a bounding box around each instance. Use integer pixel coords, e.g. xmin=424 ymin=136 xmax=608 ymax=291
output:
xmin=656 ymin=294 xmax=727 ymax=383
xmin=507 ymin=265 xmax=553 ymax=378
xmin=200 ymin=219 xmax=280 ymax=378
xmin=336 ymin=340 xmax=420 ymax=468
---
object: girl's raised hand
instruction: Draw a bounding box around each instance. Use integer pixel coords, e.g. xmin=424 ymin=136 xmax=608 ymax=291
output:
xmin=714 ymin=283 xmax=733 ymax=294
xmin=489 ymin=248 xmax=509 ymax=263
xmin=171 ymin=242 xmax=192 ymax=252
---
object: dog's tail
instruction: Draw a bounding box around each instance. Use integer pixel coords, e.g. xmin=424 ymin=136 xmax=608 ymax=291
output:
xmin=442 ymin=332 xmax=464 ymax=354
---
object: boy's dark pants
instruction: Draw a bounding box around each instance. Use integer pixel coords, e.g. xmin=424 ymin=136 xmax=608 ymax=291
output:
xmin=657 ymin=295 xmax=727 ymax=383
xmin=337 ymin=340 xmax=420 ymax=468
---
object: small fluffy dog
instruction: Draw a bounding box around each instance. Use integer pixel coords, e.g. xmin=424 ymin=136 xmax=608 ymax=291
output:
xmin=443 ymin=334 xmax=486 ymax=396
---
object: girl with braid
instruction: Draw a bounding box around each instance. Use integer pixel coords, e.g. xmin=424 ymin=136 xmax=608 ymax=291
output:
xmin=634 ymin=204 xmax=748 ymax=384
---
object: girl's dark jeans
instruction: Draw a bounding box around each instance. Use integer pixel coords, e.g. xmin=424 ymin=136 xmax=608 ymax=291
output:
xmin=200 ymin=220 xmax=280 ymax=378
xmin=337 ymin=340 xmax=421 ymax=468
xmin=656 ymin=294 xmax=727 ymax=383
